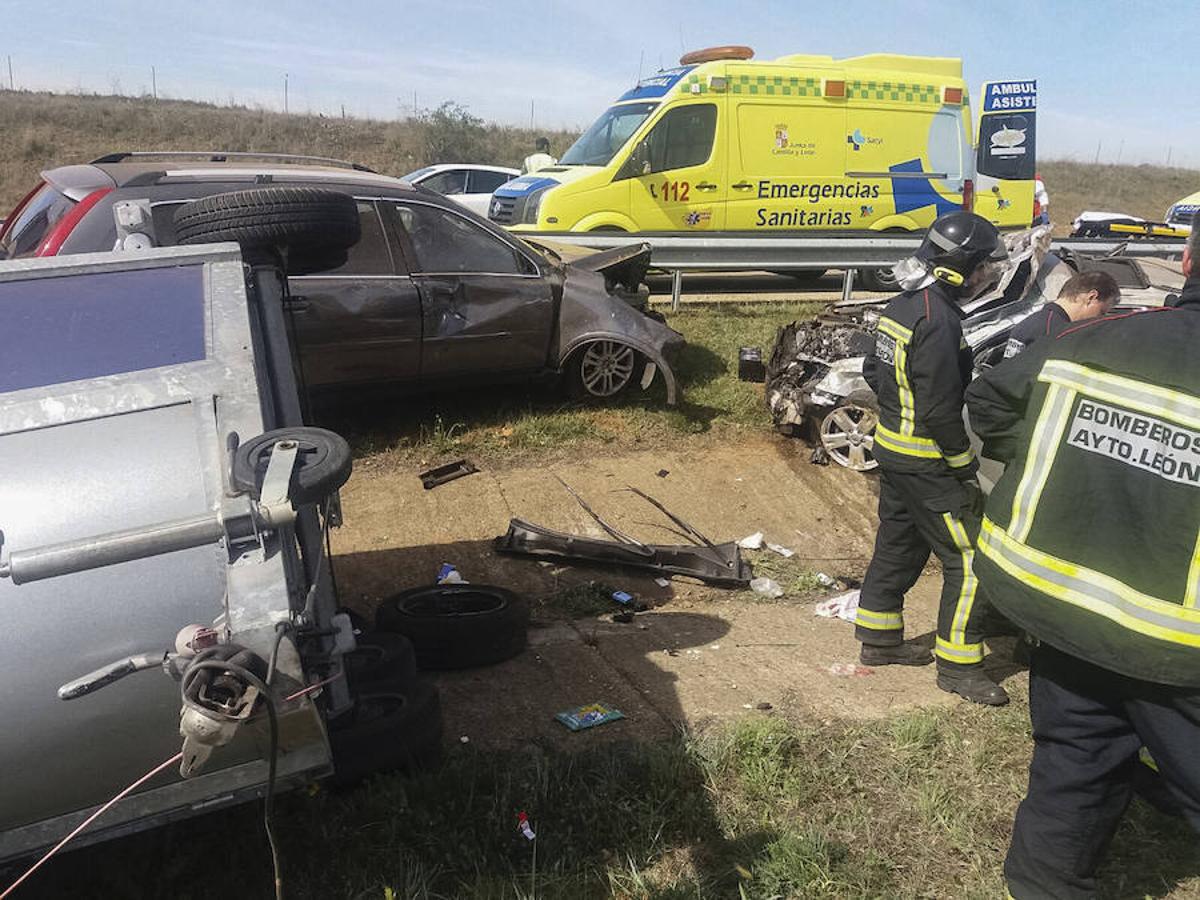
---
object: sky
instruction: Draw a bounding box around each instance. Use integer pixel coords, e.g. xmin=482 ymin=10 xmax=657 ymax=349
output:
xmin=2 ymin=0 xmax=1198 ymax=167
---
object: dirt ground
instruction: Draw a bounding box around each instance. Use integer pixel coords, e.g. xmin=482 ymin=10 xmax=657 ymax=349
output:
xmin=331 ymin=432 xmax=1028 ymax=751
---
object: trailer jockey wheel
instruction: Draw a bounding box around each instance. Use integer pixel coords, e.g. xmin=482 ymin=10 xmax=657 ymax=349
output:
xmin=231 ymin=427 xmax=352 ymax=505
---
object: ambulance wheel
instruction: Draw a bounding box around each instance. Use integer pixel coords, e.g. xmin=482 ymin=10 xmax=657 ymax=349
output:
xmin=567 ymin=340 xmax=643 ymax=400
xmin=819 ymin=402 xmax=878 ymax=472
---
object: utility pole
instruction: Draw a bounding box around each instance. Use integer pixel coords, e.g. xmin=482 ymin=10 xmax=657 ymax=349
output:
xmin=151 ymin=65 xmax=157 ymax=100
xmin=1116 ymin=139 xmax=1124 ymax=164
xmin=7 ymin=55 xmax=13 ymax=91
xmin=1166 ymin=146 xmax=1173 ymax=167
xmin=1093 ymin=140 xmax=1101 ymax=165
xmin=284 ymin=73 xmax=289 ymax=114
xmin=413 ymin=90 xmax=418 ymax=116
xmin=529 ymin=99 xmax=534 ymax=129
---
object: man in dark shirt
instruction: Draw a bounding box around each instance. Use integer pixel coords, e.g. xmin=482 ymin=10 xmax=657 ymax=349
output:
xmin=1002 ymin=271 xmax=1120 ymax=359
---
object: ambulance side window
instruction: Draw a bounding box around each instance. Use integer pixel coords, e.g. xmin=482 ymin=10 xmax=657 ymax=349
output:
xmin=642 ymin=104 xmax=717 ymax=173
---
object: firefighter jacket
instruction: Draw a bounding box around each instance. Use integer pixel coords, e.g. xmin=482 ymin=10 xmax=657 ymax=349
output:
xmin=863 ymin=282 xmax=978 ymax=476
xmin=1003 ymin=302 xmax=1071 ymax=359
xmin=966 ymin=283 xmax=1200 ymax=686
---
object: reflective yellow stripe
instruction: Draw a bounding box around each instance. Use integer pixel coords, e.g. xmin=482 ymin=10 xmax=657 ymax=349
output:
xmin=855 ymin=608 xmax=904 ymax=630
xmin=1139 ymin=747 xmax=1160 ymax=772
xmin=935 ymin=636 xmax=984 ymax=664
xmin=943 ymin=513 xmax=979 ymax=648
xmin=875 ymin=424 xmax=943 ymax=459
xmin=894 ymin=338 xmax=916 ymax=435
xmin=1187 ymin=530 xmax=1200 ymax=610
xmin=877 ymin=317 xmax=913 ymax=342
xmin=944 ymin=447 xmax=976 ymax=469
xmin=1008 ymin=383 xmax=1076 ymax=543
xmin=980 ymin=519 xmax=1200 ymax=647
xmin=1039 ymin=360 xmax=1200 ymax=431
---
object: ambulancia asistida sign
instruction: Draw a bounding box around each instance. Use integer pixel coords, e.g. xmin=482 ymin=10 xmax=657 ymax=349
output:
xmin=982 ymin=80 xmax=1037 ymax=112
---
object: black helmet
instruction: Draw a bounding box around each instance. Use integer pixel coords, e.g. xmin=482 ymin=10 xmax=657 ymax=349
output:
xmin=916 ymin=211 xmax=1005 ymax=288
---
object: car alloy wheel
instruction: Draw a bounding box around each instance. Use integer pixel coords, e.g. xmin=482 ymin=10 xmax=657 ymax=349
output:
xmin=579 ymin=341 xmax=637 ymax=398
xmin=820 ymin=403 xmax=878 ymax=471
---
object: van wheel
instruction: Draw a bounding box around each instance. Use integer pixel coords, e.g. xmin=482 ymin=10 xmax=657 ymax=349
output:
xmin=858 ymin=266 xmax=898 ymax=293
xmin=174 ymin=187 xmax=361 ymax=275
xmin=568 ymin=340 xmax=642 ymax=400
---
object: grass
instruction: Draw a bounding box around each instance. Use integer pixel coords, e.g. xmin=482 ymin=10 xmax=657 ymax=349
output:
xmin=324 ymin=301 xmax=816 ymax=471
xmin=20 ymin=706 xmax=1200 ymax=898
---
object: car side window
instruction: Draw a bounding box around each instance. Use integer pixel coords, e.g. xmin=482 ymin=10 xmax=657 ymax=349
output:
xmin=322 ymin=201 xmax=396 ymax=275
xmin=421 ymin=169 xmax=468 ymax=196
xmin=644 ymin=103 xmax=717 ymax=173
xmin=467 ymin=170 xmax=513 ymax=194
xmin=393 ymin=203 xmax=526 ymax=275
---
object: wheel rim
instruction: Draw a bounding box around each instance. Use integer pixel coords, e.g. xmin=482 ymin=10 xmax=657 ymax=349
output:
xmin=819 ymin=404 xmax=878 ymax=472
xmin=580 ymin=341 xmax=636 ymax=397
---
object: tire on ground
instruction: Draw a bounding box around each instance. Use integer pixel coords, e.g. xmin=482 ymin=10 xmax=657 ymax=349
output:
xmin=231 ymin=426 xmax=352 ymax=505
xmin=374 ymin=584 xmax=529 ymax=670
xmin=344 ymin=631 xmax=419 ymax=693
xmin=173 ymin=187 xmax=361 ymax=275
xmin=328 ymin=680 xmax=443 ymax=787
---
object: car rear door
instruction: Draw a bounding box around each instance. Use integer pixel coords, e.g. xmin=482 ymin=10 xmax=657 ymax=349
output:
xmin=387 ymin=199 xmax=555 ymax=379
xmin=285 ymin=199 xmax=423 ymax=387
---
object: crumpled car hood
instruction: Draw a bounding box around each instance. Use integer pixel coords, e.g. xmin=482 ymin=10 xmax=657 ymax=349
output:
xmin=529 ymin=240 xmax=652 ymax=292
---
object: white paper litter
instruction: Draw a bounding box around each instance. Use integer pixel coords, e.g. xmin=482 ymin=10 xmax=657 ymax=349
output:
xmin=750 ymin=576 xmax=784 ymax=599
xmin=655 ymin=577 xmax=671 ymax=588
xmin=737 ymin=532 xmax=765 ymax=550
xmin=814 ymin=589 xmax=860 ymax=622
xmin=766 ymin=542 xmax=795 ymax=558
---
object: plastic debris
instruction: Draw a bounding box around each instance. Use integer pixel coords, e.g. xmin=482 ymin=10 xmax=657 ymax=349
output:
xmin=436 ymin=563 xmax=468 ymax=585
xmin=816 ymin=572 xmax=836 ymax=587
xmin=738 ymin=532 xmax=765 ymax=550
xmin=555 ymin=702 xmax=625 ymax=731
xmin=516 ymin=812 xmax=536 ymax=841
xmin=654 ymin=577 xmax=671 ymax=588
xmin=814 ymin=589 xmax=861 ymax=622
xmin=459 ymin=735 xmax=470 ymax=744
xmin=828 ymin=663 xmax=874 ymax=677
xmin=612 ymin=590 xmax=635 ymax=605
xmin=766 ymin=542 xmax=795 ymax=558
xmin=750 ymin=576 xmax=784 ymax=599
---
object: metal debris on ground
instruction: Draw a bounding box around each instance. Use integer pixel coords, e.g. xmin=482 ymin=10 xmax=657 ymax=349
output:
xmin=816 ymin=572 xmax=836 ymax=587
xmin=419 ymin=459 xmax=479 ymax=490
xmin=654 ymin=577 xmax=671 ymax=588
xmin=554 ymin=703 xmax=625 ymax=731
xmin=766 ymin=542 xmax=795 ymax=558
xmin=656 ymin=469 xmax=670 ymax=478
xmin=814 ymin=590 xmax=861 ymax=622
xmin=827 ymin=663 xmax=873 ymax=677
xmin=750 ymin=576 xmax=784 ymax=599
xmin=738 ymin=346 xmax=766 ymax=382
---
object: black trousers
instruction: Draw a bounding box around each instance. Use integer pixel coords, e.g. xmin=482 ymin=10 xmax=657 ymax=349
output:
xmin=1007 ymin=644 xmax=1200 ymax=899
xmin=855 ymin=468 xmax=986 ymax=668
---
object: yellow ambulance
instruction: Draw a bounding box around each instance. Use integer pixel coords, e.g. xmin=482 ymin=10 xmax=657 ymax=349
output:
xmin=491 ymin=47 xmax=1032 ymax=252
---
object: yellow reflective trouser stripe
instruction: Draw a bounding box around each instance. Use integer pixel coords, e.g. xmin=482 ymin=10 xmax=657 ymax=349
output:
xmin=1039 ymin=359 xmax=1200 ymax=431
xmin=1139 ymin=747 xmax=1160 ymax=772
xmin=875 ymin=424 xmax=943 ymax=459
xmin=944 ymin=446 xmax=976 ymax=469
xmin=936 ymin=636 xmax=984 ymax=664
xmin=855 ymin=608 xmax=904 ymax=630
xmin=894 ymin=338 xmax=916 ymax=435
xmin=1186 ymin=529 xmax=1200 ymax=610
xmin=1008 ymin=383 xmax=1076 ymax=543
xmin=979 ymin=518 xmax=1200 ymax=647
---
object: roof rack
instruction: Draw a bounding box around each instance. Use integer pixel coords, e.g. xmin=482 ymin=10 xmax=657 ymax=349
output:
xmin=91 ymin=152 xmax=377 ymax=173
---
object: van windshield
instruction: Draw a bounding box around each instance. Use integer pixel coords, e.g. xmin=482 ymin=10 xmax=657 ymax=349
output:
xmin=559 ymin=102 xmax=657 ymax=167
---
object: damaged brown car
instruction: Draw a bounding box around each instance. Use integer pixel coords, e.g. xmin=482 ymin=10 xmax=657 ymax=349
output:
xmin=0 ymin=153 xmax=684 ymax=403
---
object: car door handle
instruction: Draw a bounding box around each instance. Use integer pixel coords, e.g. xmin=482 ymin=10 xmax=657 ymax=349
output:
xmin=695 ymin=182 xmax=718 ymax=191
xmin=732 ymin=182 xmax=754 ymax=190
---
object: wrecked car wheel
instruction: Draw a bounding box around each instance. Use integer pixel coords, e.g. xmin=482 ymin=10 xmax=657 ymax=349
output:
xmin=375 ymin=584 xmax=529 ymax=670
xmin=328 ymin=681 xmax=443 ymax=787
xmin=819 ymin=403 xmax=878 ymax=472
xmin=231 ymin=426 xmax=352 ymax=505
xmin=345 ymin=631 xmax=418 ymax=692
xmin=569 ymin=340 xmax=641 ymax=400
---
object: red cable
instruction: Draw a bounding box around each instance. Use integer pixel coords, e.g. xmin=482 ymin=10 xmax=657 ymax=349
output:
xmin=1 ymin=752 xmax=183 ymax=899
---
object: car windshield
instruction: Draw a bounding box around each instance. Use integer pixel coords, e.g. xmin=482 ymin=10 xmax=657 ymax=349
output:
xmin=559 ymin=102 xmax=657 ymax=167
xmin=401 ymin=166 xmax=438 ymax=183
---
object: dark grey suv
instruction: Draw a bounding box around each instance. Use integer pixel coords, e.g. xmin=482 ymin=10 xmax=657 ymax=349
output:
xmin=0 ymin=152 xmax=683 ymax=403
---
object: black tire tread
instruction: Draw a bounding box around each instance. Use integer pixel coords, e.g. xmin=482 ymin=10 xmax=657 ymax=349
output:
xmin=375 ymin=584 xmax=529 ymax=670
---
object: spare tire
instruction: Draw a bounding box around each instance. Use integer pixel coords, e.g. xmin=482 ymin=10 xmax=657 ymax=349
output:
xmin=231 ymin=426 xmax=352 ymax=505
xmin=344 ymin=631 xmax=418 ymax=692
xmin=174 ymin=188 xmax=360 ymax=275
xmin=375 ymin=584 xmax=529 ymax=670
xmin=328 ymin=681 xmax=443 ymax=787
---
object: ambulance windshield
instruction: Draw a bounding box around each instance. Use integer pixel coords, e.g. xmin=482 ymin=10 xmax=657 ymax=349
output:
xmin=559 ymin=102 xmax=657 ymax=167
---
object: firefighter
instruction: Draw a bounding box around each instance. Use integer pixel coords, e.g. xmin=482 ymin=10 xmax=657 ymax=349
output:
xmin=965 ymin=216 xmax=1200 ymax=898
xmin=855 ymin=211 xmax=1010 ymax=706
xmin=1002 ymin=270 xmax=1120 ymax=359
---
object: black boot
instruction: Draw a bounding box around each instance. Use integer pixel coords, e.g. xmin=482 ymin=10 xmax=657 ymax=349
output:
xmin=860 ymin=642 xmax=933 ymax=667
xmin=936 ymin=667 xmax=1010 ymax=706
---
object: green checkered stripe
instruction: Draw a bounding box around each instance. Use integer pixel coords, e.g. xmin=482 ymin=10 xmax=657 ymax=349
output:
xmin=680 ymin=73 xmax=820 ymax=96
xmin=846 ymin=80 xmax=939 ymax=104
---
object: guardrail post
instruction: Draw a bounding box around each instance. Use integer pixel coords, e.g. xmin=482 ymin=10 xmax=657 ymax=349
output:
xmin=671 ymin=270 xmax=683 ymax=312
xmin=841 ymin=268 xmax=855 ymax=303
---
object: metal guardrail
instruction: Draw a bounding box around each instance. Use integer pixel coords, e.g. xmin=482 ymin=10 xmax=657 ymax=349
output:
xmin=527 ymin=231 xmax=1186 ymax=308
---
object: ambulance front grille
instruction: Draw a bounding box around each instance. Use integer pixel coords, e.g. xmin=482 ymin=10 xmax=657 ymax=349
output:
xmin=489 ymin=195 xmax=516 ymax=225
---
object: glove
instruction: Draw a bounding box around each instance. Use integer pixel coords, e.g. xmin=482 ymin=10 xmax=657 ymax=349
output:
xmin=961 ymin=477 xmax=986 ymax=519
